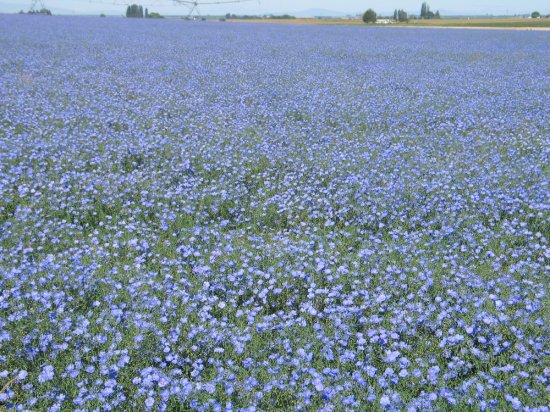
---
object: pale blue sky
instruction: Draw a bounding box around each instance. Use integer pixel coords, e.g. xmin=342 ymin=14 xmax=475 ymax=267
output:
xmin=1 ymin=0 xmax=548 ymax=16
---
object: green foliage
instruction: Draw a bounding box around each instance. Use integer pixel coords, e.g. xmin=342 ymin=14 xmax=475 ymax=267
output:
xmin=22 ymin=8 xmax=52 ymax=15
xmin=269 ymin=14 xmax=296 ymax=19
xmin=224 ymin=14 xmax=295 ymax=20
xmin=147 ymin=12 xmax=164 ymax=19
xmin=397 ymin=9 xmax=409 ymax=22
xmin=126 ymin=4 xmax=144 ymax=18
xmin=531 ymin=11 xmax=540 ymax=18
xmin=421 ymin=2 xmax=429 ymax=18
xmin=363 ymin=8 xmax=377 ymax=24
xmin=420 ymin=2 xmax=440 ymax=19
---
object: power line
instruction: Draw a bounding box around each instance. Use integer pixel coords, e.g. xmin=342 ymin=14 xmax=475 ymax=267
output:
xmin=27 ymin=0 xmax=258 ymax=18
xmin=84 ymin=0 xmax=257 ymax=17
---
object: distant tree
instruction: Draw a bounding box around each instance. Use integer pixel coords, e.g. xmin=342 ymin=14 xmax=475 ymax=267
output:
xmin=363 ymin=9 xmax=377 ymax=24
xmin=147 ymin=12 xmax=163 ymax=18
xmin=420 ymin=2 xmax=428 ymax=18
xmin=398 ymin=9 xmax=408 ymax=22
xmin=435 ymin=10 xmax=441 ymax=19
xmin=145 ymin=8 xmax=148 ymax=18
xmin=421 ymin=2 xmax=437 ymax=19
xmin=270 ymin=14 xmax=296 ymax=19
xmin=30 ymin=8 xmax=52 ymax=15
xmin=100 ymin=13 xmax=106 ymax=17
xmin=531 ymin=11 xmax=540 ymax=18
xmin=393 ymin=9 xmax=398 ymax=20
xmin=126 ymin=4 xmax=144 ymax=18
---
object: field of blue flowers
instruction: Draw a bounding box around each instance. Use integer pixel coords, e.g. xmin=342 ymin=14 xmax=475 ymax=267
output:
xmin=0 ymin=14 xmax=549 ymax=411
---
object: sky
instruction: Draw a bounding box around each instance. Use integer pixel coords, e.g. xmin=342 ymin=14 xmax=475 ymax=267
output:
xmin=1 ymin=0 xmax=549 ymax=16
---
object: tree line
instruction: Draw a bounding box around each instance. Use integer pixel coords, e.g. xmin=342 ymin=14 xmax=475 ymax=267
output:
xmin=224 ymin=14 xmax=296 ymax=20
xmin=126 ymin=4 xmax=163 ymax=18
xmin=393 ymin=9 xmax=409 ymax=22
xmin=363 ymin=2 xmax=441 ymax=24
xmin=18 ymin=8 xmax=52 ymax=15
xmin=420 ymin=2 xmax=441 ymax=19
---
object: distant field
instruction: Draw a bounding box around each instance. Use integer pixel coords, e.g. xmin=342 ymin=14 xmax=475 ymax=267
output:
xmin=405 ymin=18 xmax=550 ymax=28
xmin=226 ymin=17 xmax=550 ymax=29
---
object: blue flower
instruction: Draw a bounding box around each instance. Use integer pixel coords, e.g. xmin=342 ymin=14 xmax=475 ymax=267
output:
xmin=38 ymin=365 xmax=54 ymax=383
xmin=145 ymin=397 xmax=155 ymax=408
xmin=383 ymin=350 xmax=400 ymax=363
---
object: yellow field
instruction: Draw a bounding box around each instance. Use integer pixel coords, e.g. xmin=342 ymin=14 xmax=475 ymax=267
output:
xmin=405 ymin=18 xmax=550 ymax=28
xmin=223 ymin=17 xmax=550 ymax=30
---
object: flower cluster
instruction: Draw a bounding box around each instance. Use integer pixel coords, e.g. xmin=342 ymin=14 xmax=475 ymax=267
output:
xmin=0 ymin=15 xmax=548 ymax=411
